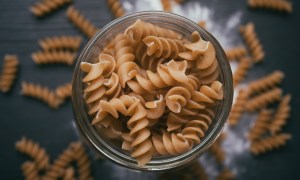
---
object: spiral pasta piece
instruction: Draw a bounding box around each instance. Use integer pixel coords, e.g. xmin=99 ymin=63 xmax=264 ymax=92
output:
xmin=32 ymin=51 xmax=76 ymax=65
xmin=30 ymin=0 xmax=72 ymax=17
xmin=124 ymin=19 xmax=182 ymax=41
xmin=248 ymin=0 xmax=292 ymax=13
xmin=63 ymin=167 xmax=75 ymax=180
xmin=15 ymin=137 xmax=50 ymax=170
xmin=269 ymin=94 xmax=291 ymax=134
xmin=199 ymin=80 xmax=224 ymax=102
xmin=55 ymin=82 xmax=72 ymax=101
xmin=165 ymin=86 xmax=191 ymax=113
xmin=166 ymin=112 xmax=189 ymax=132
xmin=143 ymin=36 xmax=185 ymax=59
xmin=21 ymin=161 xmax=40 ymax=180
xmin=145 ymin=94 xmax=166 ymax=119
xmin=246 ymin=88 xmax=282 ymax=112
xmin=198 ymin=21 xmax=206 ymax=29
xmin=21 ymin=81 xmax=62 ymax=109
xmin=114 ymin=34 xmax=136 ymax=70
xmin=233 ymin=57 xmax=252 ymax=86
xmin=250 ymin=133 xmax=291 ymax=155
xmin=240 ymin=23 xmax=265 ymax=62
xmin=103 ymin=73 xmax=122 ymax=98
xmin=248 ymin=70 xmax=284 ymax=95
xmin=107 ymin=0 xmax=125 ymax=18
xmin=161 ymin=0 xmax=172 ymax=12
xmin=0 ymin=54 xmax=19 ymax=93
xmin=72 ymin=142 xmax=93 ymax=180
xmin=217 ymin=168 xmax=235 ymax=180
xmin=66 ymin=6 xmax=99 ymax=39
xmin=39 ymin=35 xmax=82 ymax=51
xmin=225 ymin=46 xmax=247 ymax=61
xmin=228 ymin=89 xmax=248 ymax=126
xmin=248 ymin=109 xmax=272 ymax=141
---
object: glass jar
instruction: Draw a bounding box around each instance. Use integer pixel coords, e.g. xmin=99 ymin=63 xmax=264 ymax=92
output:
xmin=72 ymin=11 xmax=233 ymax=171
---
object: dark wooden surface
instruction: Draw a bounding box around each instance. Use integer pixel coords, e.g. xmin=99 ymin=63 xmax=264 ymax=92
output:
xmin=0 ymin=0 xmax=300 ymax=179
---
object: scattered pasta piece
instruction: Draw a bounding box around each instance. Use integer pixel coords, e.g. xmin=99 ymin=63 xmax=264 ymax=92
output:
xmin=30 ymin=0 xmax=72 ymax=17
xmin=240 ymin=23 xmax=265 ymax=62
xmin=246 ymin=88 xmax=282 ymax=112
xmin=198 ymin=21 xmax=206 ymax=28
xmin=248 ymin=109 xmax=272 ymax=141
xmin=21 ymin=161 xmax=40 ymax=180
xmin=55 ymin=82 xmax=72 ymax=101
xmin=0 ymin=54 xmax=19 ymax=93
xmin=228 ymin=89 xmax=248 ymax=126
xmin=269 ymin=94 xmax=291 ymax=134
xmin=66 ymin=6 xmax=100 ymax=39
xmin=161 ymin=0 xmax=172 ymax=12
xmin=248 ymin=0 xmax=292 ymax=13
xmin=31 ymin=51 xmax=76 ymax=65
xmin=250 ymin=133 xmax=291 ymax=155
xmin=248 ymin=70 xmax=284 ymax=96
xmin=72 ymin=142 xmax=93 ymax=180
xmin=63 ymin=167 xmax=75 ymax=180
xmin=232 ymin=57 xmax=252 ymax=86
xmin=225 ymin=46 xmax=247 ymax=61
xmin=107 ymin=0 xmax=125 ymax=18
xmin=39 ymin=35 xmax=82 ymax=51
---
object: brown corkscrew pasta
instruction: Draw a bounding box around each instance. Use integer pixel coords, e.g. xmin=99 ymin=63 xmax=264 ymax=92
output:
xmin=250 ymin=133 xmax=291 ymax=155
xmin=248 ymin=70 xmax=284 ymax=96
xmin=248 ymin=0 xmax=292 ymax=13
xmin=21 ymin=81 xmax=62 ymax=109
xmin=246 ymin=88 xmax=282 ymax=112
xmin=225 ymin=46 xmax=247 ymax=61
xmin=161 ymin=0 xmax=172 ymax=12
xmin=269 ymin=94 xmax=291 ymax=134
xmin=0 ymin=54 xmax=19 ymax=93
xmin=66 ymin=6 xmax=100 ymax=39
xmin=217 ymin=168 xmax=235 ymax=180
xmin=198 ymin=20 xmax=206 ymax=29
xmin=15 ymin=137 xmax=50 ymax=170
xmin=232 ymin=57 xmax=252 ymax=86
xmin=248 ymin=109 xmax=272 ymax=141
xmin=32 ymin=51 xmax=76 ymax=65
xmin=30 ymin=0 xmax=72 ymax=17
xmin=21 ymin=161 xmax=40 ymax=180
xmin=55 ymin=82 xmax=72 ymax=101
xmin=63 ymin=167 xmax=75 ymax=180
xmin=240 ymin=23 xmax=265 ymax=62
xmin=39 ymin=35 xmax=82 ymax=51
xmin=107 ymin=0 xmax=125 ymax=18
xmin=228 ymin=89 xmax=248 ymax=126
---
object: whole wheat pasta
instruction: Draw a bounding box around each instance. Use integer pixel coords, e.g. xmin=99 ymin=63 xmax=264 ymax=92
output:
xmin=248 ymin=0 xmax=292 ymax=13
xmin=21 ymin=161 xmax=40 ymax=180
xmin=0 ymin=54 xmax=19 ymax=93
xmin=217 ymin=168 xmax=235 ymax=180
xmin=55 ymin=82 xmax=72 ymax=101
xmin=161 ymin=0 xmax=172 ymax=12
xmin=246 ymin=88 xmax=282 ymax=112
xmin=250 ymin=133 xmax=291 ymax=155
xmin=63 ymin=167 xmax=75 ymax=180
xmin=248 ymin=109 xmax=272 ymax=141
xmin=66 ymin=6 xmax=100 ymax=39
xmin=248 ymin=70 xmax=284 ymax=95
xmin=39 ymin=35 xmax=82 ymax=51
xmin=21 ymin=81 xmax=62 ymax=109
xmin=228 ymin=89 xmax=248 ymax=126
xmin=72 ymin=142 xmax=93 ymax=180
xmin=32 ymin=51 xmax=76 ymax=65
xmin=240 ymin=23 xmax=265 ymax=62
xmin=232 ymin=57 xmax=252 ymax=86
xmin=107 ymin=0 xmax=125 ymax=18
xmin=225 ymin=46 xmax=247 ymax=61
xmin=15 ymin=137 xmax=50 ymax=170
xmin=269 ymin=94 xmax=291 ymax=134
xmin=30 ymin=0 xmax=72 ymax=17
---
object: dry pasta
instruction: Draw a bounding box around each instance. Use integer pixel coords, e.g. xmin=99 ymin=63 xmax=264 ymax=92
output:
xmin=228 ymin=89 xmax=248 ymax=126
xmin=198 ymin=20 xmax=206 ymax=29
xmin=225 ymin=46 xmax=247 ymax=61
xmin=209 ymin=141 xmax=225 ymax=164
xmin=63 ymin=167 xmax=75 ymax=180
xmin=248 ymin=0 xmax=292 ymax=13
xmin=21 ymin=81 xmax=62 ymax=109
xmin=248 ymin=109 xmax=272 ymax=141
xmin=30 ymin=0 xmax=72 ymax=17
xmin=32 ymin=51 xmax=76 ymax=65
xmin=15 ymin=137 xmax=50 ymax=170
xmin=72 ymin=142 xmax=93 ymax=180
xmin=66 ymin=6 xmax=100 ymax=39
xmin=0 ymin=54 xmax=19 ymax=93
xmin=232 ymin=57 xmax=252 ymax=86
xmin=55 ymin=82 xmax=72 ymax=101
xmin=107 ymin=0 xmax=125 ymax=18
xmin=161 ymin=0 xmax=172 ymax=12
xmin=269 ymin=94 xmax=291 ymax=134
xmin=39 ymin=35 xmax=82 ymax=51
xmin=240 ymin=23 xmax=265 ymax=62
xmin=21 ymin=161 xmax=40 ymax=180
xmin=250 ymin=133 xmax=291 ymax=155
xmin=248 ymin=70 xmax=284 ymax=95
xmin=246 ymin=88 xmax=282 ymax=112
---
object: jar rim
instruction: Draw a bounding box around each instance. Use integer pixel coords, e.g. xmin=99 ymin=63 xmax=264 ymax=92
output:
xmin=72 ymin=11 xmax=233 ymax=171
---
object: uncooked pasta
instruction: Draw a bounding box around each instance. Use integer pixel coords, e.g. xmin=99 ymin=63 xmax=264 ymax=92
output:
xmin=248 ymin=109 xmax=272 ymax=141
xmin=248 ymin=0 xmax=292 ymax=13
xmin=232 ymin=57 xmax=252 ymax=86
xmin=31 ymin=51 xmax=77 ymax=65
xmin=225 ymin=46 xmax=247 ymax=61
xmin=39 ymin=35 xmax=82 ymax=51
xmin=30 ymin=0 xmax=72 ymax=17
xmin=0 ymin=54 xmax=19 ymax=93
xmin=21 ymin=161 xmax=40 ymax=180
xmin=107 ymin=0 xmax=125 ymax=18
xmin=228 ymin=89 xmax=248 ymax=126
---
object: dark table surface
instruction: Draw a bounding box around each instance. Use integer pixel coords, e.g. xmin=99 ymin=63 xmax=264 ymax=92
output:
xmin=1 ymin=0 xmax=300 ymax=179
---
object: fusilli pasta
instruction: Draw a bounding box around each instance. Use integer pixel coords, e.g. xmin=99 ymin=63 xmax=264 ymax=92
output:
xmin=225 ymin=46 xmax=247 ymax=61
xmin=30 ymin=0 xmax=72 ymax=17
xmin=161 ymin=0 xmax=172 ymax=12
xmin=32 ymin=51 xmax=76 ymax=65
xmin=72 ymin=142 xmax=93 ymax=180
xmin=248 ymin=0 xmax=292 ymax=13
xmin=39 ymin=35 xmax=82 ymax=51
xmin=232 ymin=57 xmax=252 ymax=86
xmin=55 ymin=82 xmax=72 ymax=101
xmin=228 ymin=89 xmax=248 ymax=126
xmin=63 ymin=167 xmax=75 ymax=180
xmin=107 ymin=0 xmax=125 ymax=18
xmin=248 ymin=109 xmax=272 ymax=141
xmin=21 ymin=161 xmax=40 ymax=180
xmin=0 ymin=54 xmax=19 ymax=93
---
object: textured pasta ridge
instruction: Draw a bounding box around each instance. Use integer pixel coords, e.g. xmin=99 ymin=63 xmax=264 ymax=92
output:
xmin=248 ymin=0 xmax=292 ymax=13
xmin=0 ymin=54 xmax=19 ymax=93
xmin=250 ymin=133 xmax=291 ymax=155
xmin=248 ymin=109 xmax=272 ymax=141
xmin=228 ymin=89 xmax=248 ymax=126
xmin=66 ymin=6 xmax=99 ymax=39
xmin=246 ymin=88 xmax=282 ymax=112
xmin=63 ymin=167 xmax=75 ymax=180
xmin=55 ymin=82 xmax=72 ymax=101
xmin=269 ymin=94 xmax=291 ymax=134
xmin=225 ymin=46 xmax=247 ymax=61
xmin=21 ymin=161 xmax=40 ymax=180
xmin=32 ymin=51 xmax=76 ymax=65
xmin=240 ymin=22 xmax=265 ymax=62
xmin=107 ymin=0 xmax=125 ymax=18
xmin=39 ymin=35 xmax=82 ymax=51
xmin=233 ymin=57 xmax=252 ymax=86
xmin=30 ymin=0 xmax=72 ymax=17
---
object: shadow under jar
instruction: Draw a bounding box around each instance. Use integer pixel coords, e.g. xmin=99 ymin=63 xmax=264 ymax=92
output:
xmin=72 ymin=11 xmax=233 ymax=171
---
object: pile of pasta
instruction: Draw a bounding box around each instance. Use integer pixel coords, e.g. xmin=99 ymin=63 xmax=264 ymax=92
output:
xmin=15 ymin=137 xmax=93 ymax=180
xmin=80 ymin=19 xmax=224 ymax=166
